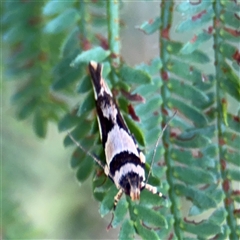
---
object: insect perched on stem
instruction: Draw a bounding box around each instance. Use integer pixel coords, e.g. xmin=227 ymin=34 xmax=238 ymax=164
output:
xmin=68 ymin=61 xmax=176 ymax=226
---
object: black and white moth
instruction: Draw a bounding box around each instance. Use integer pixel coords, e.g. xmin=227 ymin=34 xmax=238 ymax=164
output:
xmin=68 ymin=61 xmax=165 ymax=209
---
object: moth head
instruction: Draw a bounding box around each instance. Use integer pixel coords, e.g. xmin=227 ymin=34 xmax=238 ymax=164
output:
xmin=129 ymin=174 xmax=141 ymax=201
xmin=119 ymin=173 xmax=141 ymax=201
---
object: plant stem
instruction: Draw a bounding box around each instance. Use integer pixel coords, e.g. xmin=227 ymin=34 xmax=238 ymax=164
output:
xmin=107 ymin=0 xmax=120 ymax=71
xmin=159 ymin=1 xmax=183 ymax=239
xmin=213 ymin=1 xmax=237 ymax=239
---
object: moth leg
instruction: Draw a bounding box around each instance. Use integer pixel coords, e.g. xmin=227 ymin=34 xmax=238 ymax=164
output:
xmin=144 ymin=183 xmax=166 ymax=199
xmin=113 ymin=188 xmax=124 ymax=210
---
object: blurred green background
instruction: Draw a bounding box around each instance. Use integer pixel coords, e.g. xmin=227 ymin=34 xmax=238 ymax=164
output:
xmin=2 ymin=2 xmax=161 ymax=239
xmin=3 ymin=1 xmax=238 ymax=239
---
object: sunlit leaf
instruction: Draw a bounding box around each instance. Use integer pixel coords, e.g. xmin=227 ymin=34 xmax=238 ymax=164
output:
xmin=71 ymin=47 xmax=110 ymax=67
xmin=44 ymin=8 xmax=80 ymax=34
xmin=43 ymin=1 xmax=74 ymax=15
xmin=136 ymin=17 xmax=161 ymax=35
xmin=120 ymin=65 xmax=152 ymax=84
xmin=176 ymin=7 xmax=214 ymax=32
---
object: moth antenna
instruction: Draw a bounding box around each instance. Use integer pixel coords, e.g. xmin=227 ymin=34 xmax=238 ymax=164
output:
xmin=146 ymin=111 xmax=177 ymax=184
xmin=67 ymin=130 xmax=105 ymax=170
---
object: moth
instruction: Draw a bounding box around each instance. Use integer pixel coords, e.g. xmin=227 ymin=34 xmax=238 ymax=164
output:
xmin=68 ymin=61 xmax=166 ymax=210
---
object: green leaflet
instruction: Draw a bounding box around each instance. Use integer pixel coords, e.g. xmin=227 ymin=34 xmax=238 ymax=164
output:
xmin=123 ymin=114 xmax=145 ymax=147
xmin=176 ymin=1 xmax=212 ymax=14
xmin=222 ymin=10 xmax=240 ymax=28
xmin=227 ymin=113 xmax=240 ymax=133
xmin=145 ymin=146 xmax=163 ymax=166
xmin=144 ymin=126 xmax=162 ymax=146
xmin=221 ymin=78 xmax=240 ymax=102
xmin=220 ymin=42 xmax=238 ymax=62
xmin=223 ymin=1 xmax=240 ymax=11
xmin=171 ymin=148 xmax=215 ymax=168
xmin=221 ymin=28 xmax=240 ymax=43
xmin=63 ymin=120 xmax=94 ymax=147
xmin=93 ymin=175 xmax=112 ymax=202
xmin=173 ymin=133 xmax=211 ymax=148
xmin=225 ymin=150 xmax=240 ymax=167
xmin=71 ymin=47 xmax=110 ymax=67
xmin=168 ymin=78 xmax=209 ymax=104
xmin=176 ymin=7 xmax=214 ymax=33
xmin=136 ymin=57 xmax=162 ymax=75
xmin=17 ymin=99 xmax=38 ymax=120
xmin=208 ymin=208 xmax=227 ymax=225
xmin=3 ymin=23 xmax=26 ymax=44
xmin=58 ymin=112 xmax=80 ymax=132
xmin=60 ymin=27 xmax=81 ymax=58
xmin=134 ymin=205 xmax=167 ymax=228
xmin=77 ymin=91 xmax=95 ymax=116
xmin=180 ymin=31 xmax=212 ymax=54
xmin=136 ymin=17 xmax=161 ymax=35
xmin=167 ymin=41 xmax=210 ymax=64
xmin=175 ymin=184 xmax=217 ymax=209
xmin=51 ymin=52 xmax=82 ymax=90
xmin=11 ymin=83 xmax=43 ymax=103
xmin=201 ymin=144 xmax=218 ymax=158
xmin=135 ymin=220 xmax=159 ymax=240
xmin=44 ymin=8 xmax=80 ymax=34
xmin=151 ymin=164 xmax=166 ymax=180
xmin=111 ymin=199 xmax=129 ymax=228
xmin=76 ymin=155 xmax=94 ymax=183
xmin=119 ymin=219 xmax=135 ymax=240
xmin=220 ymin=76 xmax=240 ymax=102
xmin=173 ymin=166 xmax=216 ymax=185
xmin=167 ymin=58 xmax=202 ymax=83
xmin=170 ymin=114 xmax=191 ymax=131
xmin=193 ymin=92 xmax=215 ymax=110
xmin=141 ymin=114 xmax=162 ymax=131
xmin=227 ymin=169 xmax=240 ymax=181
xmin=99 ymin=185 xmax=118 ymax=217
xmin=33 ymin=109 xmax=47 ymax=138
xmin=133 ymin=77 xmax=161 ymax=98
xmin=120 ymin=65 xmax=152 ymax=84
xmin=135 ymin=95 xmax=162 ymax=119
xmin=223 ymin=131 xmax=240 ymax=150
xmin=43 ymin=1 xmax=74 ymax=16
xmin=139 ymin=188 xmax=166 ymax=208
xmin=181 ymin=125 xmax=216 ymax=139
xmin=70 ymin=147 xmax=85 ymax=169
xmin=168 ymin=98 xmax=208 ymax=127
xmin=52 ymin=67 xmax=81 ymax=90
xmin=77 ymin=75 xmax=92 ymax=94
xmin=182 ymin=220 xmax=221 ymax=238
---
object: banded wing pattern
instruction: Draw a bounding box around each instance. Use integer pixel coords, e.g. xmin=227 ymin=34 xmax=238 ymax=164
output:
xmin=88 ymin=61 xmax=164 ymax=207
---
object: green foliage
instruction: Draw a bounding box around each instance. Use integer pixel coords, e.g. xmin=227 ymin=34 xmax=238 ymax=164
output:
xmin=2 ymin=0 xmax=240 ymax=239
